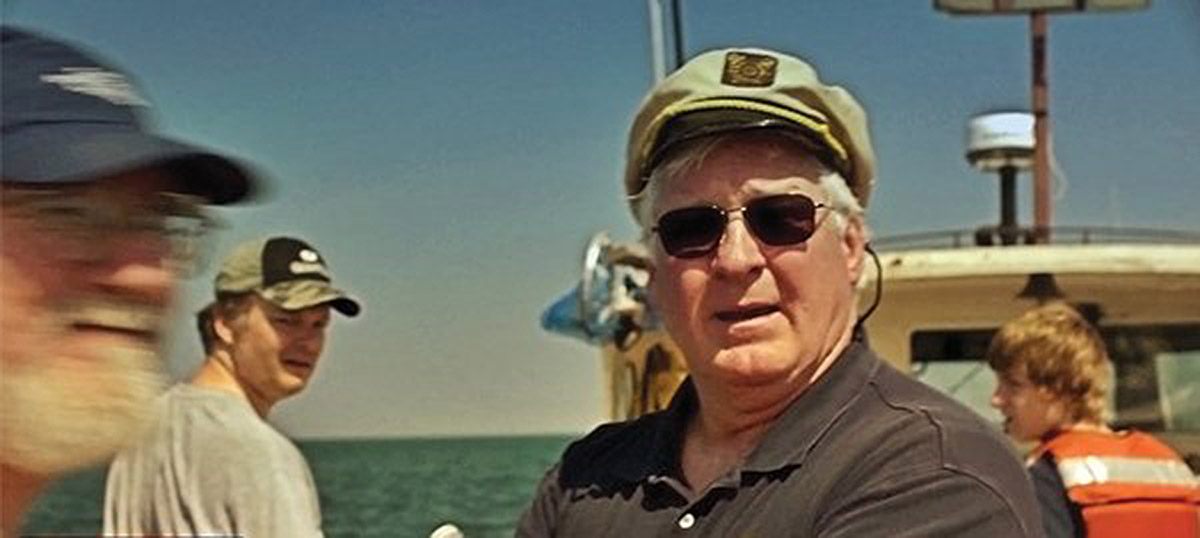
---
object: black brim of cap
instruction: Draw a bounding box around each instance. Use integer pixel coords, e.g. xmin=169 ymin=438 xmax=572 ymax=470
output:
xmin=646 ymin=108 xmax=840 ymax=176
xmin=260 ymin=280 xmax=362 ymax=318
xmin=2 ymin=123 xmax=259 ymax=204
xmin=328 ymin=297 xmax=361 ymax=317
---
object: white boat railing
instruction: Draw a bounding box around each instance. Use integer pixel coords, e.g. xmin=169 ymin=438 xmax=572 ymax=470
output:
xmin=873 ymin=226 xmax=1200 ymax=251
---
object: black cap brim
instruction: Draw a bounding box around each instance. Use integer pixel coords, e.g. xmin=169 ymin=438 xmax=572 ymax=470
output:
xmin=259 ymin=280 xmax=362 ymax=318
xmin=645 ymin=108 xmax=841 ymax=178
xmin=2 ymin=123 xmax=259 ymax=204
xmin=327 ymin=297 xmax=361 ymax=317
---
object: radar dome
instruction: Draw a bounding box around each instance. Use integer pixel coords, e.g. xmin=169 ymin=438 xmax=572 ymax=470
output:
xmin=966 ymin=112 xmax=1034 ymax=172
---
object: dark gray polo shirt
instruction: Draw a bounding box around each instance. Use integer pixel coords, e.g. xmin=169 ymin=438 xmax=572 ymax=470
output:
xmin=516 ymin=339 xmax=1044 ymax=537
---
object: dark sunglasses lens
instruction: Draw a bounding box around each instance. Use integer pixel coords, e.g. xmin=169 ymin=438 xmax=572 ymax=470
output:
xmin=657 ymin=206 xmax=725 ymax=258
xmin=746 ymin=195 xmax=817 ymax=246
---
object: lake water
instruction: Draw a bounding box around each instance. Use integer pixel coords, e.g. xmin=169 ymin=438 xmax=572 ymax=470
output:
xmin=21 ymin=435 xmax=575 ymax=538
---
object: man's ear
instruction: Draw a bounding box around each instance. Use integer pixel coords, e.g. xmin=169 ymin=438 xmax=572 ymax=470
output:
xmin=842 ymin=215 xmax=868 ymax=284
xmin=213 ymin=311 xmax=237 ymax=346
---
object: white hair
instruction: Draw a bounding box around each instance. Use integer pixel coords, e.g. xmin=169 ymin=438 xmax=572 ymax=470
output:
xmin=634 ymin=131 xmax=867 ymax=243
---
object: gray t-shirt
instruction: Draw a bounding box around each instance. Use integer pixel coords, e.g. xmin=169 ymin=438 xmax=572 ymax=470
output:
xmin=104 ymin=384 xmax=323 ymax=537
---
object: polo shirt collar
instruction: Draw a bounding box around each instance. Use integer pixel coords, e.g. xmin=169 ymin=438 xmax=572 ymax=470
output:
xmin=606 ymin=377 xmax=697 ymax=484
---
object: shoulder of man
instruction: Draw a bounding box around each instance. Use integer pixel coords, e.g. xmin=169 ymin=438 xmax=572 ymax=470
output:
xmin=865 ymin=360 xmax=1031 ymax=478
xmin=868 ymin=358 xmax=1018 ymax=459
xmin=160 ymin=385 xmax=294 ymax=453
xmin=802 ymin=350 xmax=1042 ymax=535
xmin=857 ymin=357 xmax=1042 ymax=523
xmin=803 ymin=349 xmax=1022 ymax=483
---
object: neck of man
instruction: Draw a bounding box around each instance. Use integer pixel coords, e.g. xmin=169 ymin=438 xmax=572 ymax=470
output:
xmin=190 ymin=351 xmax=274 ymax=418
xmin=1 ymin=464 xmax=47 ymax=538
xmin=1056 ymin=420 xmax=1113 ymax=436
xmin=681 ymin=311 xmax=857 ymax=492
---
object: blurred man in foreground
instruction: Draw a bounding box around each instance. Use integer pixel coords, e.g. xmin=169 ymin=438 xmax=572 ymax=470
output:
xmin=518 ymin=47 xmax=1043 ymax=536
xmin=989 ymin=302 xmax=1199 ymax=537
xmin=0 ymin=26 xmax=259 ymax=535
xmin=104 ymin=236 xmax=360 ymax=537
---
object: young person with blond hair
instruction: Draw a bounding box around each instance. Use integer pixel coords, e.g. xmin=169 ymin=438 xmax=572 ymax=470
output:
xmin=989 ymin=302 xmax=1199 ymax=538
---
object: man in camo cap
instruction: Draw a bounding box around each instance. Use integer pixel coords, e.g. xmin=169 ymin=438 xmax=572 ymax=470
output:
xmin=104 ymin=236 xmax=360 ymax=538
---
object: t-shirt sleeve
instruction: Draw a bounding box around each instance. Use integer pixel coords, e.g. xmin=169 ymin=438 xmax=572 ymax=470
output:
xmin=1029 ymin=454 xmax=1082 ymax=538
xmin=817 ymin=469 xmax=1041 ymax=537
xmin=210 ymin=437 xmax=325 ymax=538
xmin=514 ymin=464 xmax=563 ymax=538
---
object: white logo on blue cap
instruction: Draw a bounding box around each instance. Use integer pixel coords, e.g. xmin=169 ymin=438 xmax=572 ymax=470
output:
xmin=40 ymin=67 xmax=149 ymax=107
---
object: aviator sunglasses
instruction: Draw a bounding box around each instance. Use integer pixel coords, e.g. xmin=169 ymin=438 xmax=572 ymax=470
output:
xmin=652 ymin=193 xmax=828 ymax=258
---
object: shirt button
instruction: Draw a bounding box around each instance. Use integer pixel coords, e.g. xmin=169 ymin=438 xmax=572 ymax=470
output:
xmin=678 ymin=513 xmax=696 ymax=529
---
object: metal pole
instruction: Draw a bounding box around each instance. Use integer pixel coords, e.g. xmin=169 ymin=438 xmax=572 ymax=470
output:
xmin=1000 ymin=165 xmax=1018 ymax=245
xmin=647 ymin=0 xmax=667 ymax=82
xmin=1031 ymin=12 xmax=1052 ymax=243
xmin=670 ymin=0 xmax=686 ymax=70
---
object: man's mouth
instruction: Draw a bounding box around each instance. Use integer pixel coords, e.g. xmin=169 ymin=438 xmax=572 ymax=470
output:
xmin=714 ymin=304 xmax=779 ymax=323
xmin=69 ymin=304 xmax=162 ymax=343
xmin=283 ymin=359 xmax=314 ymax=371
xmin=70 ymin=323 xmax=156 ymax=339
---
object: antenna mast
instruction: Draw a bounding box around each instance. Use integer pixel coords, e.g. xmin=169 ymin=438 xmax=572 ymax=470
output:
xmin=646 ymin=0 xmax=686 ymax=83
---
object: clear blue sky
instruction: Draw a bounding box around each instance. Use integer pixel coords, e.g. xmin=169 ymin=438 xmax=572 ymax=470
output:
xmin=6 ymin=1 xmax=1198 ymax=438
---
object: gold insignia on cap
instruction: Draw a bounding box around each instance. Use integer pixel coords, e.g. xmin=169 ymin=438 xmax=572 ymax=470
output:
xmin=721 ymin=52 xmax=777 ymax=87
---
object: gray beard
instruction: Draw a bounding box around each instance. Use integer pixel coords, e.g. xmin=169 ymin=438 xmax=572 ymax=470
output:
xmin=0 ymin=344 xmax=166 ymax=476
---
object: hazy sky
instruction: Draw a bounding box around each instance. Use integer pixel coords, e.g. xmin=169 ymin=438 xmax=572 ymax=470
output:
xmin=7 ymin=1 xmax=1198 ymax=438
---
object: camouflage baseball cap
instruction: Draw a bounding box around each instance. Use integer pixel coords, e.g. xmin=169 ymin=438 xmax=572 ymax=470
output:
xmin=624 ymin=47 xmax=876 ymax=216
xmin=214 ymin=236 xmax=360 ymax=317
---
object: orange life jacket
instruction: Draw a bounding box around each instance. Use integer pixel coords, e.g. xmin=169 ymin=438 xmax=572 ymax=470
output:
xmin=1033 ymin=430 xmax=1200 ymax=538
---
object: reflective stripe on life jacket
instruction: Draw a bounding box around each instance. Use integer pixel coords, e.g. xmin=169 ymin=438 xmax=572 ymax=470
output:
xmin=1037 ymin=430 xmax=1200 ymax=538
xmin=1057 ymin=455 xmax=1197 ymax=488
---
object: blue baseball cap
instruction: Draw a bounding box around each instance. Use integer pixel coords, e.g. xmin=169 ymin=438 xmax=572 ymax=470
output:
xmin=1 ymin=26 xmax=260 ymax=204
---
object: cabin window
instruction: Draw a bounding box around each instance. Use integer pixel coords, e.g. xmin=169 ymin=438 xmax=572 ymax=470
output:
xmin=910 ymin=329 xmax=1001 ymax=423
xmin=910 ymin=323 xmax=1200 ymax=433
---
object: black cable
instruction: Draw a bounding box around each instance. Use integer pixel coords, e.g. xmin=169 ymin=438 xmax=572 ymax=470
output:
xmin=856 ymin=243 xmax=883 ymax=328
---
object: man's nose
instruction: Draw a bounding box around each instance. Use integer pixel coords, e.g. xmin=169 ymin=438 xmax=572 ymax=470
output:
xmin=711 ymin=216 xmax=766 ymax=279
xmin=294 ymin=327 xmax=326 ymax=357
xmin=84 ymin=231 xmax=174 ymax=306
xmin=990 ymin=389 xmax=1004 ymax=410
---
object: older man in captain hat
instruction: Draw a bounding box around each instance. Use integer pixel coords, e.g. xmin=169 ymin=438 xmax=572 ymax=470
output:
xmin=518 ymin=47 xmax=1043 ymax=537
